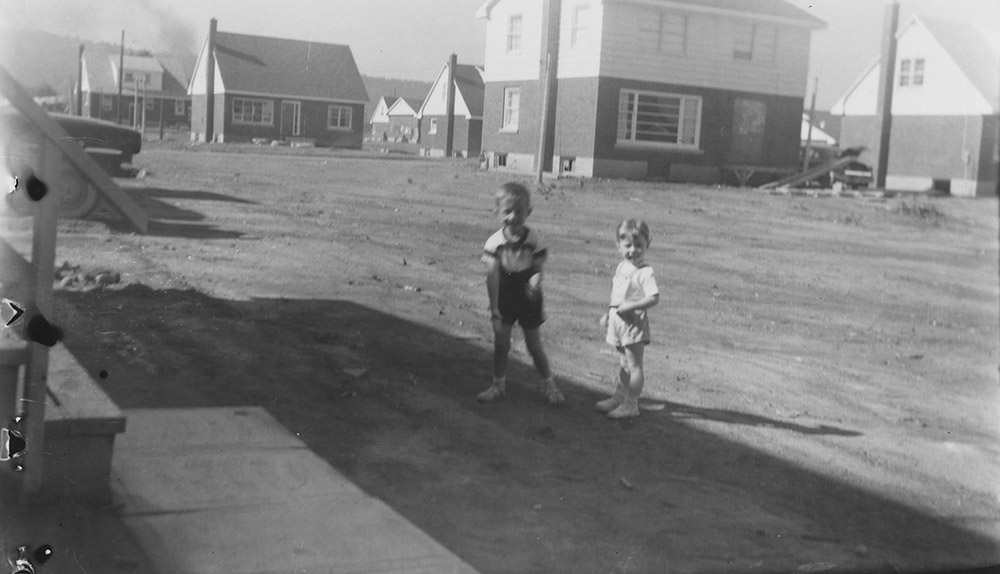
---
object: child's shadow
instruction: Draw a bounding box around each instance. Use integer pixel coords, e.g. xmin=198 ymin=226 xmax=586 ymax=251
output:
xmin=639 ymin=400 xmax=862 ymax=437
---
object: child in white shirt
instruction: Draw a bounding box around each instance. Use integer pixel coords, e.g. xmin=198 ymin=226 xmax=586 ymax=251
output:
xmin=597 ymin=219 xmax=659 ymax=418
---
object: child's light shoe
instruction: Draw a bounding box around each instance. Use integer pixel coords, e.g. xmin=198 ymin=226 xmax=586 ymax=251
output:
xmin=477 ymin=383 xmax=505 ymax=402
xmin=540 ymin=379 xmax=565 ymax=406
xmin=595 ymin=382 xmax=626 ymax=413
xmin=607 ymin=397 xmax=640 ymax=419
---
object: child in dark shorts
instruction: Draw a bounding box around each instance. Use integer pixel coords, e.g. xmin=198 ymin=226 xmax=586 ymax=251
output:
xmin=477 ymin=183 xmax=564 ymax=406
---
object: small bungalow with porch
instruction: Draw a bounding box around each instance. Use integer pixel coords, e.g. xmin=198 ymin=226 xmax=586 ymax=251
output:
xmin=417 ymin=62 xmax=485 ymax=158
xmin=78 ymin=51 xmax=191 ymax=129
xmin=476 ymin=0 xmax=824 ymax=184
xmin=384 ymin=97 xmax=422 ymax=143
xmin=831 ymin=16 xmax=998 ymax=197
xmin=188 ymin=20 xmax=369 ymax=148
xmin=369 ymin=95 xmax=399 ymax=140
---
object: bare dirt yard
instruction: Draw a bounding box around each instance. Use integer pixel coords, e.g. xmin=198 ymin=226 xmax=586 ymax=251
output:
xmin=5 ymin=144 xmax=999 ymax=573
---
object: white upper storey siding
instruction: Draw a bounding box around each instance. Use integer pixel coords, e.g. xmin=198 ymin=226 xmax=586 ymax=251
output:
xmin=832 ymin=19 xmax=995 ymax=116
xmin=481 ymin=0 xmax=545 ymax=82
xmin=481 ymin=0 xmax=817 ymax=98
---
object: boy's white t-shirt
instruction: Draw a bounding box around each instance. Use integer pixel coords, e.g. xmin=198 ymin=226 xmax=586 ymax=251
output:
xmin=609 ymin=260 xmax=658 ymax=307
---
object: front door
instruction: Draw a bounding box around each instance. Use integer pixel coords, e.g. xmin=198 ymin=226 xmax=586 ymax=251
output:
xmin=728 ymin=98 xmax=767 ymax=165
xmin=280 ymin=101 xmax=301 ymax=137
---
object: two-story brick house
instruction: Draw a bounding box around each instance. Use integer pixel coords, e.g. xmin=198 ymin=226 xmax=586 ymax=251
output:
xmin=476 ymin=0 xmax=824 ymax=183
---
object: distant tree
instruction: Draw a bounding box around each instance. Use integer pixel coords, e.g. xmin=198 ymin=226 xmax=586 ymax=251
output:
xmin=28 ymin=84 xmax=59 ymax=98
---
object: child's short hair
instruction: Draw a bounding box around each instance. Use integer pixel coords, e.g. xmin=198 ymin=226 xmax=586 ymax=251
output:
xmin=496 ymin=182 xmax=531 ymax=210
xmin=616 ymin=219 xmax=652 ymax=247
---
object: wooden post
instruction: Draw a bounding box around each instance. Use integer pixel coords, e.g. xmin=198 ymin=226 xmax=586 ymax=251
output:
xmin=875 ymin=1 xmax=899 ymax=189
xmin=802 ymin=77 xmax=818 ymax=172
xmin=159 ymin=99 xmax=165 ymax=140
xmin=20 ymin=142 xmax=59 ymax=496
xmin=76 ymin=44 xmax=84 ymax=116
xmin=141 ymin=78 xmax=147 ymax=139
xmin=133 ymin=79 xmax=139 ymax=129
xmin=444 ymin=54 xmax=457 ymax=157
xmin=536 ymin=52 xmax=553 ymax=184
xmin=117 ymin=30 xmax=124 ymax=125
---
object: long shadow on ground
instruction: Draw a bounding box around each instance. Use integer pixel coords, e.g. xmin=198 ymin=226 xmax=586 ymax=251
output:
xmin=56 ymin=284 xmax=999 ymax=574
xmin=94 ymin=187 xmax=245 ymax=239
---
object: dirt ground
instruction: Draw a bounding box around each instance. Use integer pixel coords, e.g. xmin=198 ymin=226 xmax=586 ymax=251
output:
xmin=3 ymin=143 xmax=999 ymax=574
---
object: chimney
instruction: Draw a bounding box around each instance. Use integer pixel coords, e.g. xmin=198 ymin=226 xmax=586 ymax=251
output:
xmin=205 ymin=18 xmax=217 ymax=143
xmin=875 ymin=1 xmax=899 ymax=189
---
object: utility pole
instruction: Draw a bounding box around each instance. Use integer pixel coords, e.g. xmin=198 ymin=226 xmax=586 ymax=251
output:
xmin=76 ymin=43 xmax=84 ymax=116
xmin=445 ymin=53 xmax=457 ymax=157
xmin=875 ymin=1 xmax=900 ymax=189
xmin=802 ymin=77 xmax=818 ymax=172
xmin=117 ymin=30 xmax=124 ymax=125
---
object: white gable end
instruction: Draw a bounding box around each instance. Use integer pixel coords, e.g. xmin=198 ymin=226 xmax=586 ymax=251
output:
xmin=892 ymin=22 xmax=992 ymax=115
xmin=418 ymin=66 xmax=473 ymax=118
xmin=188 ymin=39 xmax=225 ymax=96
xmin=831 ymin=19 xmax=993 ymax=116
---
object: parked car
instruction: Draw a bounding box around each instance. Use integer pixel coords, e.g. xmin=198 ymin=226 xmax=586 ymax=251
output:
xmin=1 ymin=107 xmax=141 ymax=217
xmin=799 ymin=144 xmax=873 ymax=190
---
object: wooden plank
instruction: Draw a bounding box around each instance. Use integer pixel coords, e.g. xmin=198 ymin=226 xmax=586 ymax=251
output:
xmin=0 ymin=65 xmax=147 ymax=233
xmin=19 ymin=137 xmax=59 ymax=493
xmin=756 ymin=156 xmax=854 ymax=190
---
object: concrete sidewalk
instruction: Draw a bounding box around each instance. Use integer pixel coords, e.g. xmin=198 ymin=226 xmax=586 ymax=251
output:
xmin=110 ymin=407 xmax=480 ymax=574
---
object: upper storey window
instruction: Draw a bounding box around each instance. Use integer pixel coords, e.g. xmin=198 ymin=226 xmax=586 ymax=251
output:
xmin=507 ymin=14 xmax=523 ymax=53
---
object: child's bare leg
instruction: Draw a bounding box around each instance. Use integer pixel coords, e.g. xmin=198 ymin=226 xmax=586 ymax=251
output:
xmin=523 ymin=328 xmax=564 ymax=405
xmin=596 ymin=349 xmax=629 ymax=412
xmin=608 ymin=343 xmax=643 ymax=418
xmin=479 ymin=322 xmax=512 ymax=402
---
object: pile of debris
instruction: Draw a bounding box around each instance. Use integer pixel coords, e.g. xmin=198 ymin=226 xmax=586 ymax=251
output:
xmin=54 ymin=262 xmax=121 ymax=291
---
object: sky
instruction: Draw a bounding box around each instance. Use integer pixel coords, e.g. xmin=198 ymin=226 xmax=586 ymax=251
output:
xmin=0 ymin=0 xmax=997 ymax=110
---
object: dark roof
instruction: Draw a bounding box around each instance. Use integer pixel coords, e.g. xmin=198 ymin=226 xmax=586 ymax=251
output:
xmin=453 ymin=64 xmax=484 ymax=117
xmin=214 ymin=31 xmax=369 ymax=103
xmin=920 ymin=17 xmax=999 ymax=108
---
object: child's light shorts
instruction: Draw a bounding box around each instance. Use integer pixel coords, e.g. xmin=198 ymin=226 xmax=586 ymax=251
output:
xmin=605 ymin=309 xmax=651 ymax=348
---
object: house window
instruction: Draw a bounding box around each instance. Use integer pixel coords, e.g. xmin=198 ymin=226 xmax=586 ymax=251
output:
xmin=232 ymin=97 xmax=274 ymax=125
xmin=328 ymin=105 xmax=353 ymax=130
xmin=639 ymin=10 xmax=687 ymax=54
xmin=571 ymin=4 xmax=589 ymax=47
xmin=124 ymin=72 xmax=135 ymax=83
xmin=502 ymin=87 xmax=520 ymax=132
xmin=899 ymin=58 xmax=925 ymax=86
xmin=733 ymin=22 xmax=777 ymax=62
xmin=175 ymin=100 xmax=185 ymax=115
xmin=101 ymin=95 xmax=113 ymax=111
xmin=617 ymin=89 xmax=701 ymax=149
xmin=507 ymin=14 xmax=523 ymax=53
xmin=429 ymin=118 xmax=438 ymax=135
xmin=754 ymin=25 xmax=777 ymax=62
xmin=733 ymin=22 xmax=753 ymax=60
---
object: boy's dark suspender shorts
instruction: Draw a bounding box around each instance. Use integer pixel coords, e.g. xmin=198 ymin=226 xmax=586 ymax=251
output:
xmin=498 ymin=269 xmax=545 ymax=329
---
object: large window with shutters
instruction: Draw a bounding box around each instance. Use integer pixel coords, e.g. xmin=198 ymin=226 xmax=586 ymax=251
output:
xmin=617 ymin=90 xmax=701 ymax=150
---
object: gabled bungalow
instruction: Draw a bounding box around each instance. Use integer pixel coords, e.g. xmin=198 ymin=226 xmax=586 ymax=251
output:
xmin=831 ymin=16 xmax=999 ymax=197
xmin=417 ymin=62 xmax=486 ymax=158
xmin=384 ymin=97 xmax=422 ymax=143
xmin=188 ymin=20 xmax=369 ymax=148
xmin=78 ymin=51 xmax=191 ymax=128
xmin=476 ymin=0 xmax=824 ymax=183
xmin=369 ymin=95 xmax=399 ymax=140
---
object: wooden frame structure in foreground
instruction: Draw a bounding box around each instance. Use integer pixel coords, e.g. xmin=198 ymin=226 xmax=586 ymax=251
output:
xmin=0 ymin=65 xmax=146 ymax=496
